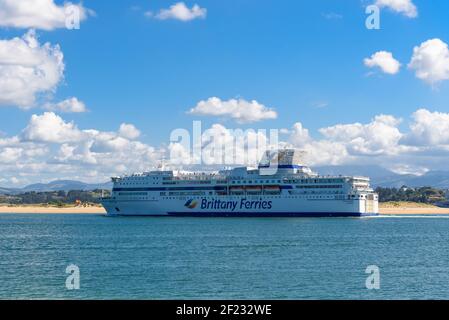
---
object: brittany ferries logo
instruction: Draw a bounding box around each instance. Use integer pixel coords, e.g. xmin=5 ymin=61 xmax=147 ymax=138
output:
xmin=184 ymin=198 xmax=273 ymax=211
xmin=184 ymin=199 xmax=198 ymax=209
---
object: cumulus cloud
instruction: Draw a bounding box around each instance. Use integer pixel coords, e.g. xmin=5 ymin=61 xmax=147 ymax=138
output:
xmin=119 ymin=123 xmax=141 ymax=140
xmin=21 ymin=112 xmax=84 ymax=143
xmin=43 ymin=97 xmax=87 ymax=113
xmin=0 ymin=30 xmax=64 ymax=108
xmin=0 ymin=0 xmax=91 ymax=30
xmin=148 ymin=2 xmax=206 ymax=21
xmin=364 ymin=51 xmax=401 ymax=75
xmin=286 ymin=122 xmax=350 ymax=166
xmin=55 ymin=141 xmax=97 ymax=165
xmin=408 ymin=39 xmax=449 ymax=85
xmin=402 ymin=109 xmax=449 ymax=146
xmin=188 ymin=97 xmax=278 ymax=123
xmin=0 ymin=147 xmax=22 ymax=163
xmin=0 ymin=112 xmax=162 ymax=186
xmin=375 ymin=0 xmax=418 ymax=18
xmin=289 ymin=122 xmax=311 ymax=146
xmin=284 ymin=116 xmax=405 ymax=167
xmin=319 ymin=114 xmax=403 ymax=156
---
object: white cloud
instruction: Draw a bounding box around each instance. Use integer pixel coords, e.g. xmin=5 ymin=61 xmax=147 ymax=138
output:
xmin=0 ymin=112 xmax=162 ymax=186
xmin=188 ymin=97 xmax=278 ymax=123
xmin=21 ymin=112 xmax=84 ymax=143
xmin=150 ymin=2 xmax=206 ymax=21
xmin=0 ymin=147 xmax=23 ymax=163
xmin=289 ymin=122 xmax=311 ymax=146
xmin=0 ymin=30 xmax=64 ymax=108
xmin=119 ymin=123 xmax=141 ymax=140
xmin=0 ymin=0 xmax=90 ymax=30
xmin=43 ymin=97 xmax=87 ymax=113
xmin=287 ymin=123 xmax=350 ymax=166
xmin=302 ymin=140 xmax=351 ymax=166
xmin=408 ymin=39 xmax=449 ymax=85
xmin=375 ymin=0 xmax=418 ymax=18
xmin=55 ymin=141 xmax=97 ymax=165
xmin=403 ymin=109 xmax=449 ymax=146
xmin=319 ymin=114 xmax=403 ymax=156
xmin=389 ymin=163 xmax=429 ymax=176
xmin=9 ymin=177 xmax=20 ymax=185
xmin=91 ymin=134 xmax=131 ymax=153
xmin=364 ymin=51 xmax=401 ymax=75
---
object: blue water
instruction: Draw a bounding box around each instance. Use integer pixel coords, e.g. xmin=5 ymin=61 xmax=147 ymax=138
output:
xmin=1 ymin=213 xmax=449 ymax=300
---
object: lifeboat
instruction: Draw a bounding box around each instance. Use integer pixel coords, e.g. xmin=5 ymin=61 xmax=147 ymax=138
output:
xmin=229 ymin=186 xmax=245 ymax=194
xmin=263 ymin=185 xmax=281 ymax=194
xmin=245 ymin=185 xmax=263 ymax=193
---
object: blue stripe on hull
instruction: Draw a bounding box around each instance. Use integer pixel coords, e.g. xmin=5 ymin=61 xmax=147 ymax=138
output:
xmin=166 ymin=211 xmax=377 ymax=217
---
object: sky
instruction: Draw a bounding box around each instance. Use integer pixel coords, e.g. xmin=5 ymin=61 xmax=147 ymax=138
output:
xmin=1 ymin=0 xmax=449 ymax=186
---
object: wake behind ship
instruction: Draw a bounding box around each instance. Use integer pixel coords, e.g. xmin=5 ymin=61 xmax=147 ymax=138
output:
xmin=101 ymin=149 xmax=379 ymax=217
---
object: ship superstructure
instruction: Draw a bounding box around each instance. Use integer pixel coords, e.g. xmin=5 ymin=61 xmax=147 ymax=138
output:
xmin=101 ymin=149 xmax=378 ymax=217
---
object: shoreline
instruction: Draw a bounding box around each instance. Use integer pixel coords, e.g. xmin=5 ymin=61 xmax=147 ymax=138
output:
xmin=0 ymin=205 xmax=106 ymax=214
xmin=1 ymin=203 xmax=449 ymax=215
xmin=379 ymin=201 xmax=449 ymax=215
xmin=380 ymin=208 xmax=449 ymax=215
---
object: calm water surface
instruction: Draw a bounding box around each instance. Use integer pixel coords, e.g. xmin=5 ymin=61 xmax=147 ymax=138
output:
xmin=1 ymin=213 xmax=449 ymax=299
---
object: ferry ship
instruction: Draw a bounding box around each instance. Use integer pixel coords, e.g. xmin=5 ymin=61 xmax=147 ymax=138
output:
xmin=101 ymin=149 xmax=379 ymax=217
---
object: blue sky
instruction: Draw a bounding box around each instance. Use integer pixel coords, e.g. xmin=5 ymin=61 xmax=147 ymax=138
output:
xmin=1 ymin=0 xmax=449 ymax=185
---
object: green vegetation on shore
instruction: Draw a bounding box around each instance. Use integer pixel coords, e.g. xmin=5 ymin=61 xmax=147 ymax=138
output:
xmin=0 ymin=189 xmax=110 ymax=206
xmin=375 ymin=186 xmax=448 ymax=204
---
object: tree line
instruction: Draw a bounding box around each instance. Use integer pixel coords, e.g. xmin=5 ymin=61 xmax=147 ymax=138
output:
xmin=0 ymin=189 xmax=111 ymax=205
xmin=375 ymin=186 xmax=448 ymax=203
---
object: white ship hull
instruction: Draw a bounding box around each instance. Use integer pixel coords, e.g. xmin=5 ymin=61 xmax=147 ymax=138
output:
xmin=102 ymin=196 xmax=378 ymax=217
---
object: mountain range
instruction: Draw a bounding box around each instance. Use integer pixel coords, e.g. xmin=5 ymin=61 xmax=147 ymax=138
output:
xmin=0 ymin=180 xmax=112 ymax=195
xmin=315 ymin=165 xmax=449 ymax=189
xmin=1 ymin=165 xmax=449 ymax=194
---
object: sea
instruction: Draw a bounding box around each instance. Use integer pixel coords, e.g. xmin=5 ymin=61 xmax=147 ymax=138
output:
xmin=1 ymin=213 xmax=449 ymax=300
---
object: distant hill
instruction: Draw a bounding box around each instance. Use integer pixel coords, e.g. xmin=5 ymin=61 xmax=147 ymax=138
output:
xmin=0 ymin=180 xmax=112 ymax=195
xmin=315 ymin=165 xmax=449 ymax=189
xmin=315 ymin=165 xmax=395 ymax=180
xmin=373 ymin=171 xmax=449 ymax=189
xmin=0 ymin=187 xmax=21 ymax=194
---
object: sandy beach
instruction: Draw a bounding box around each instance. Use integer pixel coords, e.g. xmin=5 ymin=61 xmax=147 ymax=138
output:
xmin=380 ymin=207 xmax=449 ymax=214
xmin=0 ymin=205 xmax=106 ymax=214
xmin=379 ymin=202 xmax=449 ymax=215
